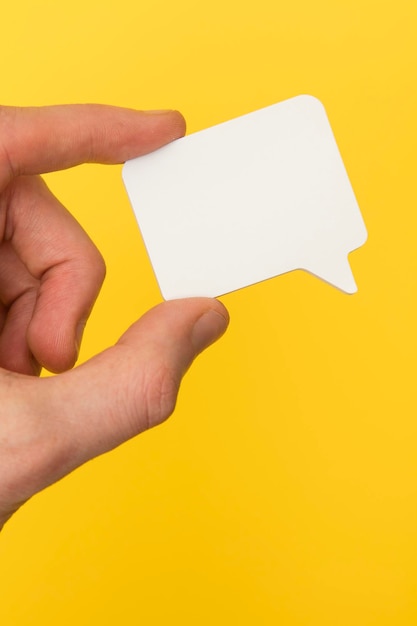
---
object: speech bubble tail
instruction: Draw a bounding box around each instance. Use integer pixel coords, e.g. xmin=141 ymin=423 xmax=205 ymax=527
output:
xmin=304 ymin=254 xmax=358 ymax=294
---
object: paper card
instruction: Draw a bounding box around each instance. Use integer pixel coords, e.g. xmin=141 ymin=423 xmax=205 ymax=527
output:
xmin=122 ymin=95 xmax=367 ymax=299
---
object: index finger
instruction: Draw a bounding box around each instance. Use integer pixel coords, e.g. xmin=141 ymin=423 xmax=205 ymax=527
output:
xmin=0 ymin=105 xmax=185 ymax=188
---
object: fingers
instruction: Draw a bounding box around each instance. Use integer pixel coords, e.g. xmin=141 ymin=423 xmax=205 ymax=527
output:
xmin=0 ymin=104 xmax=186 ymax=372
xmin=47 ymin=298 xmax=229 ymax=467
xmin=0 ymin=105 xmax=186 ymax=189
xmin=0 ymin=104 xmax=186 ymax=369
xmin=7 ymin=176 xmax=105 ymax=373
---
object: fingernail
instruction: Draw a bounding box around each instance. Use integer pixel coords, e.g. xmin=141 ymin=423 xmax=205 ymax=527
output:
xmin=192 ymin=309 xmax=229 ymax=354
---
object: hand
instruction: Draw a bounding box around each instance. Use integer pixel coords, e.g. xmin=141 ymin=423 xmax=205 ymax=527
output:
xmin=0 ymin=105 xmax=229 ymax=530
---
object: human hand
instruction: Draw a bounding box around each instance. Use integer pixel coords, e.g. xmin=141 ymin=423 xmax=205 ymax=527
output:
xmin=0 ymin=105 xmax=229 ymax=530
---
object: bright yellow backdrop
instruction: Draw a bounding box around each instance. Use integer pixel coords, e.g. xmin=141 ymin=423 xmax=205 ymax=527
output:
xmin=0 ymin=1 xmax=416 ymax=624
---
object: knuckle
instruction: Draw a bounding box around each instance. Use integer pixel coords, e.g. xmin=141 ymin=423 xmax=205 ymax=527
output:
xmin=75 ymin=240 xmax=106 ymax=291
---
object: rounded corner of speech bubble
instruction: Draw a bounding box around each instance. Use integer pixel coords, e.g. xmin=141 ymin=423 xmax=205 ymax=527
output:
xmin=294 ymin=93 xmax=326 ymax=111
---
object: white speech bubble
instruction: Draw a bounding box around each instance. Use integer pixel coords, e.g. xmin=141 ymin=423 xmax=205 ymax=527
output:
xmin=123 ymin=95 xmax=367 ymax=299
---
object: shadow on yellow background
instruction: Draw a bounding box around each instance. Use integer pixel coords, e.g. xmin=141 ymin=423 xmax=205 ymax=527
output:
xmin=0 ymin=1 xmax=416 ymax=624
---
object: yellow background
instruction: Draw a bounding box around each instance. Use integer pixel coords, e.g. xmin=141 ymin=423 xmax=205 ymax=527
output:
xmin=0 ymin=0 xmax=416 ymax=624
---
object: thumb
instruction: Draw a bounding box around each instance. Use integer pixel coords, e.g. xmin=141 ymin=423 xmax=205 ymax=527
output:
xmin=0 ymin=298 xmax=228 ymax=529
xmin=47 ymin=298 xmax=229 ymax=471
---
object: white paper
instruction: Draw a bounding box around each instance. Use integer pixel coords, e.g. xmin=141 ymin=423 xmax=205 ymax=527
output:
xmin=123 ymin=95 xmax=367 ymax=299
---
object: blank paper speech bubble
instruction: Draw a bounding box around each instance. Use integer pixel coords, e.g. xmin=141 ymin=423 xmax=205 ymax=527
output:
xmin=123 ymin=95 xmax=367 ymax=299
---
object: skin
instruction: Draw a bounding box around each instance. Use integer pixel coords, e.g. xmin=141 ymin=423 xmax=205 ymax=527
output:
xmin=0 ymin=105 xmax=229 ymax=531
